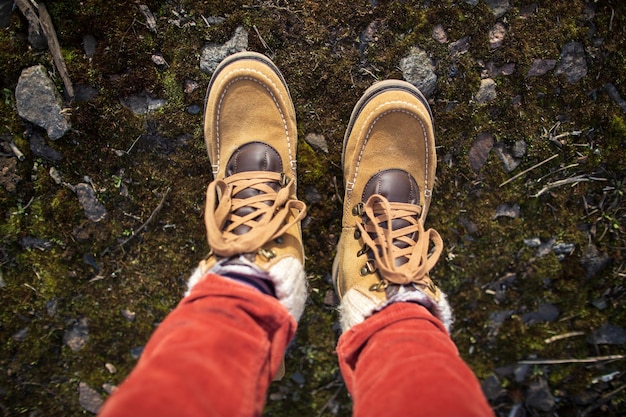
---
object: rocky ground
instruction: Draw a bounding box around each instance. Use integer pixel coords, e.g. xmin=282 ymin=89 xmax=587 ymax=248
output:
xmin=1 ymin=0 xmax=625 ymax=416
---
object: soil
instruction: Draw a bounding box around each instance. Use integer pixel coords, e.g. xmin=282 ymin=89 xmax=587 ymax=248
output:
xmin=1 ymin=1 xmax=625 ymax=416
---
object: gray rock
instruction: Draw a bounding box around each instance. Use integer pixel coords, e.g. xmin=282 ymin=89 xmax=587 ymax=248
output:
xmin=486 ymin=61 xmax=515 ymax=78
xmin=523 ymin=237 xmax=541 ymax=248
xmin=493 ymin=142 xmax=521 ymax=172
xmin=527 ymin=59 xmax=557 ymax=77
xmin=12 ymin=327 xmax=29 ymax=342
xmin=512 ymin=140 xmax=527 ymax=158
xmin=16 ymin=65 xmax=71 ymax=140
xmin=555 ymin=41 xmax=587 ymax=83
xmin=485 ymin=0 xmax=510 ymax=18
xmin=481 ymin=374 xmax=506 ymax=402
xmin=521 ymin=303 xmax=559 ymax=324
xmin=553 ymin=242 xmax=575 ymax=257
xmin=475 ymin=78 xmax=497 ymax=104
xmin=187 ymin=104 xmax=201 ymax=115
xmin=83 ymin=35 xmax=97 ymax=58
xmin=580 ymin=243 xmax=611 ymax=278
xmin=46 ymin=298 xmax=58 ymax=317
xmin=493 ymin=203 xmax=520 ymax=219
xmin=64 ymin=317 xmax=89 ymax=352
xmin=468 ymin=132 xmax=493 ymax=172
xmin=465 ymin=0 xmax=478 ymax=6
xmin=489 ymin=22 xmax=506 ymax=49
xmin=78 ymin=382 xmax=103 ymax=414
xmin=304 ymin=132 xmax=328 ymax=153
xmin=400 ymin=46 xmax=437 ymax=98
xmin=304 ymin=185 xmax=322 ymax=204
xmin=120 ymin=92 xmax=167 ymax=115
xmin=0 ymin=0 xmax=13 ymax=28
xmin=29 ymin=131 xmax=62 ymax=162
xmin=432 ymin=24 xmax=447 ymax=43
xmin=200 ymin=26 xmax=249 ymax=74
xmin=589 ymin=323 xmax=626 ymax=345
xmin=605 ymin=83 xmax=626 ymax=113
xmin=536 ymin=237 xmax=556 ymax=257
xmin=75 ymin=183 xmax=107 ymax=222
xmin=19 ymin=236 xmax=53 ymax=250
xmin=449 ymin=36 xmax=470 ymax=57
xmin=525 ymin=378 xmax=555 ymax=412
xmin=130 ymin=346 xmax=144 ymax=359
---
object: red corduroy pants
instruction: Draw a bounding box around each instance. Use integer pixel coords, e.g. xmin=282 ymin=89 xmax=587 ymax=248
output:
xmin=99 ymin=274 xmax=493 ymax=417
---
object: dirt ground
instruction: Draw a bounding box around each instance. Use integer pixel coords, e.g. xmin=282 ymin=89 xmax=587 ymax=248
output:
xmin=1 ymin=1 xmax=625 ymax=416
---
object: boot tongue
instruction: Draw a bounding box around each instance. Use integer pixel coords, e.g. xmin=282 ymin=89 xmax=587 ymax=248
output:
xmin=362 ymin=169 xmax=420 ymax=266
xmin=225 ymin=142 xmax=283 ymax=235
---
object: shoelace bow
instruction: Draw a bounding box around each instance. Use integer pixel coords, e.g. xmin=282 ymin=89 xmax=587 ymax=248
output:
xmin=356 ymin=194 xmax=443 ymax=286
xmin=205 ymin=171 xmax=306 ymax=257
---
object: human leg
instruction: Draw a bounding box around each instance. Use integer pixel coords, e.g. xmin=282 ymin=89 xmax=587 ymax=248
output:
xmin=99 ymin=52 xmax=307 ymax=416
xmin=333 ymin=81 xmax=493 ymax=416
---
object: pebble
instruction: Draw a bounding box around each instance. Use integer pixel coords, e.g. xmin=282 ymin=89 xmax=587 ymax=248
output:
xmin=75 ymin=183 xmax=107 ymax=222
xmin=449 ymin=36 xmax=470 ymax=57
xmin=493 ymin=142 xmax=522 ymax=172
xmin=432 ymin=24 xmax=447 ymax=44
xmin=555 ymin=41 xmax=588 ymax=83
xmin=83 ymin=34 xmax=97 ymax=58
xmin=29 ymin=131 xmax=62 ymax=162
xmin=588 ymin=323 xmax=626 ymax=345
xmin=485 ymin=0 xmax=510 ymax=18
xmin=184 ymin=79 xmax=200 ymax=94
xmin=474 ymin=78 xmax=497 ymax=104
xmin=525 ymin=378 xmax=555 ymax=412
xmin=521 ymin=303 xmax=559 ymax=324
xmin=493 ymin=203 xmax=520 ymax=219
xmin=187 ymin=104 xmax=201 ymax=115
xmin=12 ymin=327 xmax=29 ymax=342
xmin=19 ymin=236 xmax=53 ymax=250
xmin=580 ymin=243 xmax=611 ymax=278
xmin=200 ymin=26 xmax=248 ymax=74
xmin=304 ymin=132 xmax=328 ymax=153
xmin=468 ymin=132 xmax=493 ymax=172
xmin=121 ymin=309 xmax=136 ymax=322
xmin=527 ymin=59 xmax=557 ymax=77
xmin=15 ymin=65 xmax=71 ymax=140
xmin=46 ymin=298 xmax=58 ymax=317
xmin=105 ymin=363 xmax=117 ymax=374
xmin=304 ymin=185 xmax=322 ymax=204
xmin=399 ymin=46 xmax=437 ymax=98
xmin=485 ymin=61 xmax=515 ymax=78
xmin=120 ymin=92 xmax=167 ymax=115
xmin=481 ymin=374 xmax=507 ymax=403
xmin=488 ymin=23 xmax=506 ymax=49
xmin=78 ymin=382 xmax=103 ymax=414
xmin=64 ymin=317 xmax=89 ymax=352
xmin=130 ymin=346 xmax=144 ymax=359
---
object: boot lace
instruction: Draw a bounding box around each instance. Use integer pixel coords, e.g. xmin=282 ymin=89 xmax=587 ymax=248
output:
xmin=355 ymin=194 xmax=443 ymax=289
xmin=205 ymin=171 xmax=306 ymax=257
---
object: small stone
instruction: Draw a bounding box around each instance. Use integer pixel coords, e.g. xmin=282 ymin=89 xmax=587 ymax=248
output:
xmin=130 ymin=346 xmax=144 ymax=359
xmin=290 ymin=372 xmax=306 ymax=385
xmin=83 ymin=35 xmax=97 ymax=58
xmin=493 ymin=142 xmax=521 ymax=172
xmin=75 ymin=183 xmax=107 ymax=222
xmin=493 ymin=203 xmax=520 ymax=219
xmin=46 ymin=298 xmax=58 ymax=317
xmin=605 ymin=83 xmax=626 ymax=113
xmin=323 ymin=289 xmax=338 ymax=306
xmin=105 ymin=363 xmax=117 ymax=374
xmin=187 ymin=105 xmax=201 ymax=115
xmin=304 ymin=185 xmax=322 ymax=204
xmin=432 ymin=24 xmax=447 ymax=43
xmin=400 ymin=46 xmax=437 ymax=98
xmin=589 ymin=323 xmax=626 ymax=345
xmin=468 ymin=132 xmax=493 ymax=172
xmin=64 ymin=317 xmax=89 ymax=352
xmin=465 ymin=0 xmax=478 ymax=6
xmin=524 ymin=237 xmax=541 ymax=248
xmin=486 ymin=62 xmax=515 ymax=78
xmin=475 ymin=78 xmax=497 ymax=104
xmin=521 ymin=303 xmax=559 ymax=324
xmin=49 ymin=167 xmax=63 ymax=184
xmin=555 ymin=41 xmax=587 ymax=83
xmin=511 ymin=140 xmax=527 ymax=158
xmin=102 ymin=383 xmax=117 ymax=394
xmin=525 ymin=378 xmax=555 ymax=412
xmin=449 ymin=36 xmax=470 ymax=57
xmin=536 ymin=237 xmax=556 ymax=257
xmin=15 ymin=65 xmax=71 ymax=140
xmin=19 ymin=236 xmax=53 ymax=250
xmin=304 ymin=132 xmax=329 ymax=153
xmin=553 ymin=242 xmax=575 ymax=257
xmin=184 ymin=79 xmax=199 ymax=94
xmin=200 ymin=26 xmax=249 ymax=74
xmin=482 ymin=374 xmax=506 ymax=402
xmin=489 ymin=22 xmax=506 ymax=49
xmin=151 ymin=53 xmax=169 ymax=70
xmin=120 ymin=92 xmax=167 ymax=115
xmin=78 ymin=382 xmax=103 ymax=414
xmin=121 ymin=309 xmax=136 ymax=322
xmin=12 ymin=327 xmax=29 ymax=342
xmin=527 ymin=59 xmax=557 ymax=77
xmin=29 ymin=131 xmax=63 ymax=162
xmin=485 ymin=0 xmax=510 ymax=18
xmin=580 ymin=244 xmax=611 ymax=279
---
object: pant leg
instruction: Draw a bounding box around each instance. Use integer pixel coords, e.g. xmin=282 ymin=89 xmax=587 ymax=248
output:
xmin=337 ymin=302 xmax=493 ymax=417
xmin=99 ymin=274 xmax=296 ymax=417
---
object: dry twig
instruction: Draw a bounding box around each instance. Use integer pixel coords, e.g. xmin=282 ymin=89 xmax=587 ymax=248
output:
xmin=38 ymin=3 xmax=75 ymax=99
xmin=518 ymin=355 xmax=625 ymax=365
xmin=499 ymin=154 xmax=559 ymax=187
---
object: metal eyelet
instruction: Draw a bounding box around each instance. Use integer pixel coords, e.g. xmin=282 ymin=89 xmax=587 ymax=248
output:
xmin=354 ymin=229 xmax=361 ymax=239
xmin=258 ymin=248 xmax=276 ymax=260
xmin=360 ymin=259 xmax=376 ymax=276
xmin=369 ymin=278 xmax=389 ymax=292
xmin=275 ymin=236 xmax=284 ymax=244
xmin=357 ymin=244 xmax=368 ymax=257
xmin=352 ymin=202 xmax=364 ymax=216
xmin=280 ymin=173 xmax=290 ymax=187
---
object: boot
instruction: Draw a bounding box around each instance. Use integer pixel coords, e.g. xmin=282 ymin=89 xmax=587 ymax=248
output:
xmin=333 ymin=80 xmax=452 ymax=332
xmin=187 ymin=51 xmax=308 ymax=323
